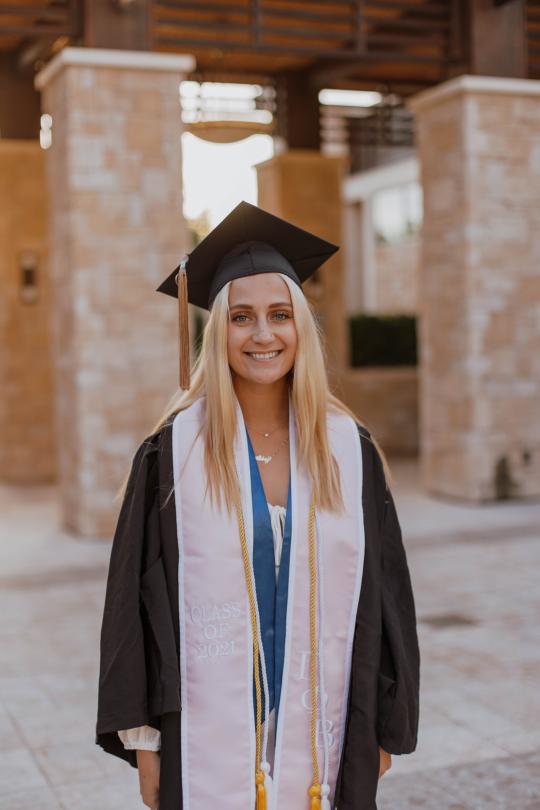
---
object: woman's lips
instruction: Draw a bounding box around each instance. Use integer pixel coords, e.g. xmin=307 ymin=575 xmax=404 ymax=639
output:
xmin=244 ymin=349 xmax=283 ymax=361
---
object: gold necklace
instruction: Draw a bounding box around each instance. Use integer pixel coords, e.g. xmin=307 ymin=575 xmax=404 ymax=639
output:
xmin=253 ymin=435 xmax=289 ymax=465
xmin=250 ymin=422 xmax=288 ymax=439
xmin=234 ymin=496 xmax=321 ymax=809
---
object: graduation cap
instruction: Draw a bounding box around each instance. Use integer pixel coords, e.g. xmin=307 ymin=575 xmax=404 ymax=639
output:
xmin=157 ymin=200 xmax=339 ymax=389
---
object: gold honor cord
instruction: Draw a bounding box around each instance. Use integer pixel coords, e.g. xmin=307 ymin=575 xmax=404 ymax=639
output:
xmin=308 ymin=499 xmax=322 ymax=810
xmin=235 ymin=496 xmax=323 ymax=810
xmin=235 ymin=500 xmax=266 ymax=809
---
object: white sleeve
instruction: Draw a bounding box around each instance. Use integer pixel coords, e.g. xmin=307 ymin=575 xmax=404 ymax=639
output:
xmin=117 ymin=725 xmax=161 ymax=751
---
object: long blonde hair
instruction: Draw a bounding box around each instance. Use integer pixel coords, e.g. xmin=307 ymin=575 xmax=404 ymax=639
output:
xmin=144 ymin=273 xmax=391 ymax=512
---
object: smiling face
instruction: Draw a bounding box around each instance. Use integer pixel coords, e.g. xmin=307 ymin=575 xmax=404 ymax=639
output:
xmin=227 ymin=272 xmax=298 ymax=385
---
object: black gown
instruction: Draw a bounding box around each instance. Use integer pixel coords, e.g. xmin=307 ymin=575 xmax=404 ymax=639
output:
xmin=95 ymin=421 xmax=420 ymax=810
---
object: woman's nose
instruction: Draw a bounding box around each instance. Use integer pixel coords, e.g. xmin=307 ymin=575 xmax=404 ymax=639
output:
xmin=252 ymin=322 xmax=274 ymax=343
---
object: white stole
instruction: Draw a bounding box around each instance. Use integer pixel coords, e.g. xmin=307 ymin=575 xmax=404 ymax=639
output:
xmin=172 ymin=397 xmax=365 ymax=809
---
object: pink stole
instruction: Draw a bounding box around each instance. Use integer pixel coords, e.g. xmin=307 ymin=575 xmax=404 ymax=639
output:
xmin=172 ymin=397 xmax=365 ymax=809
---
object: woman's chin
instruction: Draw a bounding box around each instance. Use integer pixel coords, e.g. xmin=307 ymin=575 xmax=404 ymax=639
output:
xmin=235 ymin=363 xmax=290 ymax=385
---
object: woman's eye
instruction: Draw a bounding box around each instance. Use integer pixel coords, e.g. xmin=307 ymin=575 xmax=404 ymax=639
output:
xmin=232 ymin=311 xmax=291 ymax=322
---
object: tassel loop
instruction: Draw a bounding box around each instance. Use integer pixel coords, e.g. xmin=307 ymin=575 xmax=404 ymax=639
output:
xmin=176 ymin=254 xmax=190 ymax=391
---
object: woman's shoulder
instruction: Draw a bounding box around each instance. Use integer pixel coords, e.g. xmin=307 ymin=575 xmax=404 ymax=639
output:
xmin=333 ymin=412 xmax=388 ymax=494
xmin=160 ymin=398 xmax=206 ymax=434
xmin=135 ymin=428 xmax=165 ymax=460
xmin=135 ymin=398 xmax=206 ymax=460
xmin=128 ymin=421 xmax=172 ymax=476
xmin=327 ymin=404 xmax=373 ymax=443
xmin=356 ymin=423 xmax=372 ymax=443
xmin=350 ymin=421 xmax=381 ymax=474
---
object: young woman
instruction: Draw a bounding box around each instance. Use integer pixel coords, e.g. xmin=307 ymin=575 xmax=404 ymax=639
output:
xmin=96 ymin=202 xmax=420 ymax=810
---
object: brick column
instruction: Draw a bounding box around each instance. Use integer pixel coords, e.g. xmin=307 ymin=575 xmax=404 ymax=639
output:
xmin=410 ymin=76 xmax=540 ymax=500
xmin=256 ymin=150 xmax=347 ymax=380
xmin=36 ymin=48 xmax=194 ymax=535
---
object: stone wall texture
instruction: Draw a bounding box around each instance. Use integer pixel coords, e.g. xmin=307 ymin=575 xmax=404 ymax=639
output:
xmin=41 ymin=59 xmax=188 ymax=535
xmin=0 ymin=141 xmax=56 ymax=483
xmin=413 ymin=79 xmax=540 ymax=500
xmin=375 ymin=235 xmax=420 ymax=314
xmin=339 ymin=366 xmax=419 ymax=456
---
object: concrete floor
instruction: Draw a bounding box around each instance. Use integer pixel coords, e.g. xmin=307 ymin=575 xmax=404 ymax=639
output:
xmin=1 ymin=460 xmax=539 ymax=810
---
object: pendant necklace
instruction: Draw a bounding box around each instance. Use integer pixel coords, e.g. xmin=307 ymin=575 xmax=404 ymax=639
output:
xmin=254 ymin=435 xmax=289 ymax=465
xmin=251 ymin=422 xmax=288 ymax=439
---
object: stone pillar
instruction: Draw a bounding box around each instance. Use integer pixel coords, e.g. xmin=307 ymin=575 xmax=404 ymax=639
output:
xmin=0 ymin=141 xmax=55 ymax=483
xmin=36 ymin=48 xmax=194 ymax=535
xmin=410 ymin=75 xmax=540 ymax=500
xmin=256 ymin=150 xmax=347 ymax=380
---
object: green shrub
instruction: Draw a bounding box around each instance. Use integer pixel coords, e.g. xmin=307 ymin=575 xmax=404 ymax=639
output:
xmin=349 ymin=314 xmax=417 ymax=367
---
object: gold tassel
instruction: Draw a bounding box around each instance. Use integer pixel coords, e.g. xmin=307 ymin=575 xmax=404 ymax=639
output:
xmin=176 ymin=256 xmax=190 ymax=390
xmin=308 ymin=782 xmax=322 ymax=810
xmin=308 ymin=501 xmax=322 ymax=810
xmin=256 ymin=770 xmax=267 ymax=810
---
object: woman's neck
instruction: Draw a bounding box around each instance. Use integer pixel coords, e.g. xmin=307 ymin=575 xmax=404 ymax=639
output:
xmin=232 ymin=375 xmax=290 ymax=431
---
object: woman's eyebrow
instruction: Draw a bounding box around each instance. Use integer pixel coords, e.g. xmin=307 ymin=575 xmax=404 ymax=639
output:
xmin=229 ymin=301 xmax=292 ymax=310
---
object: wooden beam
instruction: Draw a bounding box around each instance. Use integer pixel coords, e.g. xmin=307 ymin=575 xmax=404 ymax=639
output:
xmin=155 ymin=16 xmax=356 ymax=43
xmin=0 ymin=4 xmax=68 ymax=16
xmin=362 ymin=0 xmax=449 ymax=13
xmin=155 ymin=35 xmax=448 ymax=62
xmin=0 ymin=24 xmax=78 ymax=36
xmin=467 ymin=0 xmax=527 ymax=77
xmin=84 ymin=0 xmax=151 ymax=50
xmin=275 ymin=70 xmax=320 ymax=149
xmin=156 ymin=0 xmax=354 ymax=24
xmin=0 ymin=0 xmax=81 ymax=37
xmin=0 ymin=51 xmax=41 ymax=138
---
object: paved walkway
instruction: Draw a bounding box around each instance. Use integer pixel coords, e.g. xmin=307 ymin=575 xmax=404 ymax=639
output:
xmin=1 ymin=461 xmax=539 ymax=810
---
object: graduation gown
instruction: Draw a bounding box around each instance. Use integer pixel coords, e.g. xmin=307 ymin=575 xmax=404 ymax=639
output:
xmin=96 ymin=418 xmax=420 ymax=810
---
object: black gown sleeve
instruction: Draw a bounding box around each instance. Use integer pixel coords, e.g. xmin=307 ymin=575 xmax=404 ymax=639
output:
xmin=95 ymin=433 xmax=179 ymax=767
xmin=375 ymin=455 xmax=420 ymax=755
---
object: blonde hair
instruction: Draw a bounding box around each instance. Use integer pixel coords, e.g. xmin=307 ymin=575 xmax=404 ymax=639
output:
xmin=140 ymin=273 xmax=391 ymax=512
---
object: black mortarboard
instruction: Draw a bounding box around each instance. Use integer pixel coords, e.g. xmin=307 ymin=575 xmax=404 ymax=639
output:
xmin=157 ymin=200 xmax=339 ymax=389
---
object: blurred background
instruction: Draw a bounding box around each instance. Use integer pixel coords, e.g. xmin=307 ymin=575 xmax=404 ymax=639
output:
xmin=0 ymin=1 xmax=539 ymax=808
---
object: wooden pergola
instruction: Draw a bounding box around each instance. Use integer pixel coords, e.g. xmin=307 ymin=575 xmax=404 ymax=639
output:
xmin=0 ymin=0 xmax=535 ymax=142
